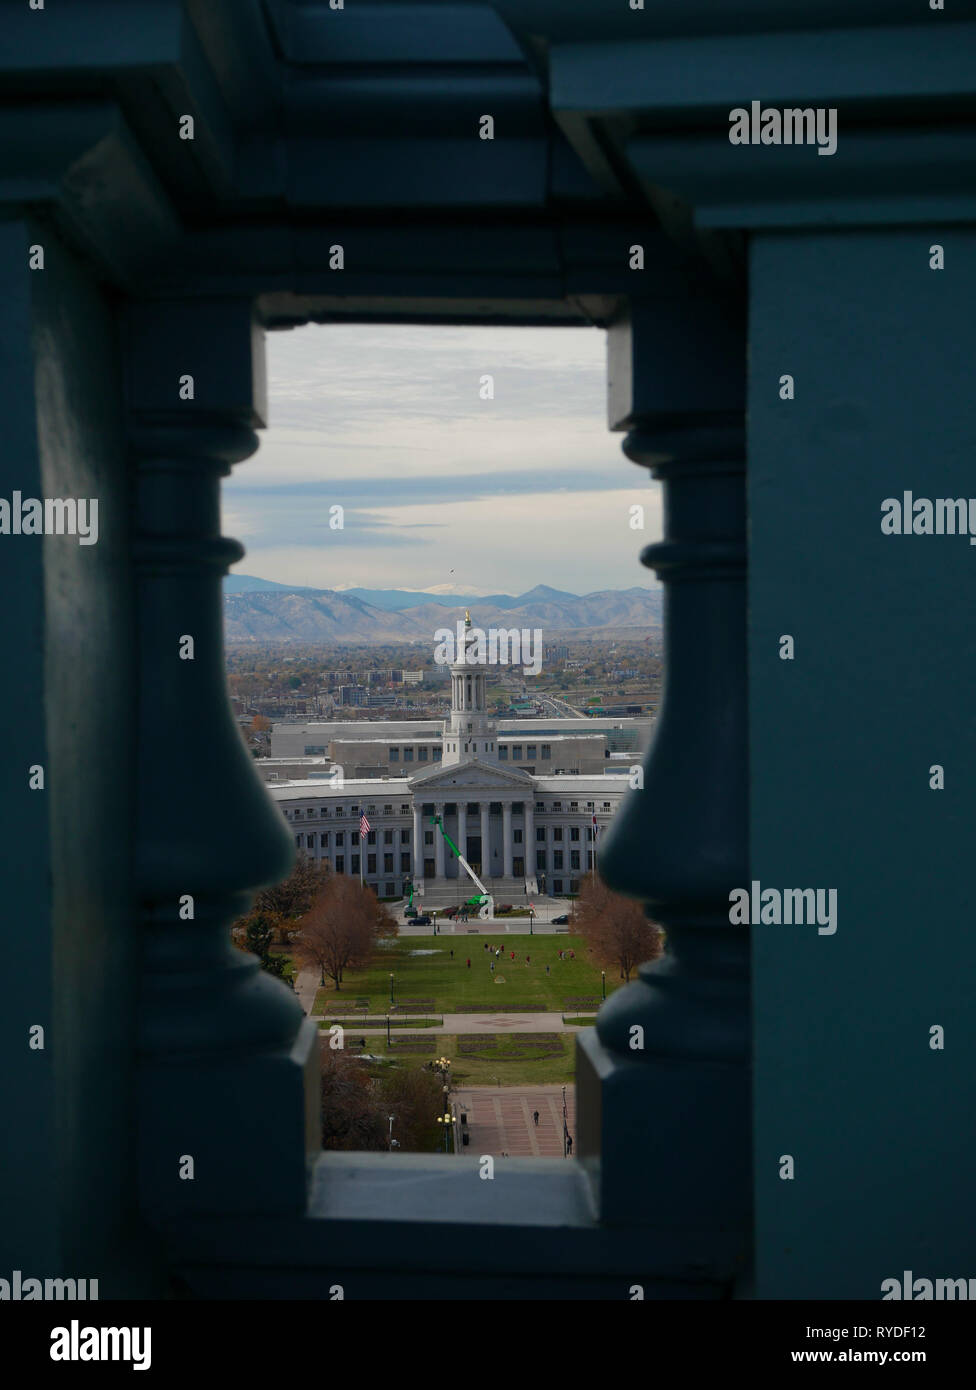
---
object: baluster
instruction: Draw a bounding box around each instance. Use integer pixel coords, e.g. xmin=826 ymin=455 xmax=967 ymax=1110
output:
xmin=127 ymin=301 xmax=320 ymax=1221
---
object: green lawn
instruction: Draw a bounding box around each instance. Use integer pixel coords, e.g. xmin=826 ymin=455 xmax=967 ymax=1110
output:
xmin=312 ymin=934 xmax=615 ymax=1015
xmin=358 ymin=1033 xmax=578 ymax=1086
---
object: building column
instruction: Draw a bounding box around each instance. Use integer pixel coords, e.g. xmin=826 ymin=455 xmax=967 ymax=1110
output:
xmin=434 ymin=801 xmax=446 ymax=879
xmin=127 ymin=299 xmax=320 ymax=1223
xmin=576 ymin=296 xmax=748 ymax=1267
xmin=524 ymin=800 xmax=535 ymax=885
xmin=502 ymin=802 xmax=513 ymax=878
xmin=480 ymin=802 xmax=491 ymax=880
xmin=412 ymin=803 xmax=423 ymax=881
xmin=457 ymin=803 xmax=467 ymax=866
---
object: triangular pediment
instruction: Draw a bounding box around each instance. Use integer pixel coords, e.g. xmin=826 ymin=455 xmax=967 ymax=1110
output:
xmin=408 ymin=758 xmax=534 ymax=791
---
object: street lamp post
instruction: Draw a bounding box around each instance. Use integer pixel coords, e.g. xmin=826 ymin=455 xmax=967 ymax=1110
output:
xmin=389 ymin=972 xmax=394 ymax=1006
xmin=388 ymin=1115 xmax=395 ymax=1151
xmin=601 ymin=969 xmax=606 ymax=1001
xmin=436 ymin=1111 xmax=452 ymax=1152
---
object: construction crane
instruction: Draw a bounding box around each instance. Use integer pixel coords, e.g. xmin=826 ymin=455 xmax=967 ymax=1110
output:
xmin=431 ymin=815 xmax=494 ymax=920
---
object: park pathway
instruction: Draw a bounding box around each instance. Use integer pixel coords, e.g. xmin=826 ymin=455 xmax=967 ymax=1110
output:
xmin=454 ymin=1085 xmax=577 ymax=1158
xmin=294 ymin=969 xmax=595 ymax=1033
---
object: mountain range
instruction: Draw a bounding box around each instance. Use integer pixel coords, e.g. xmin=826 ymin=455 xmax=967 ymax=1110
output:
xmin=223 ymin=579 xmax=663 ymax=643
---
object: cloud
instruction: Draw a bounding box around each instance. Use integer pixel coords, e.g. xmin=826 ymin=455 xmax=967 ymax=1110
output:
xmin=223 ymin=322 xmax=662 ymax=592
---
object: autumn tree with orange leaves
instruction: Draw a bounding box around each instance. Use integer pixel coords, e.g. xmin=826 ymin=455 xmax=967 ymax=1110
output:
xmin=572 ymin=871 xmax=663 ymax=982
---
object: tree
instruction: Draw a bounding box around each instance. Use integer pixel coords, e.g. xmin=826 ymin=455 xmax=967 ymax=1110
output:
xmin=253 ymin=852 xmax=330 ymax=927
xmin=231 ymin=909 xmax=290 ymax=981
xmin=320 ymin=1051 xmax=386 ymax=1151
xmin=572 ymin=871 xmax=663 ymax=982
xmin=293 ymin=875 xmax=393 ymax=989
xmin=377 ymin=1067 xmax=444 ymax=1152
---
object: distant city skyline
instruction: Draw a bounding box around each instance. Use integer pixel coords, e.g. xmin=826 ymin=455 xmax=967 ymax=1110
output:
xmin=222 ymin=323 xmax=662 ymax=594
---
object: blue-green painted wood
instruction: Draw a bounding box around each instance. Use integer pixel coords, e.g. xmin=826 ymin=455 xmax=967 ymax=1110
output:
xmin=749 ymin=229 xmax=976 ymax=1298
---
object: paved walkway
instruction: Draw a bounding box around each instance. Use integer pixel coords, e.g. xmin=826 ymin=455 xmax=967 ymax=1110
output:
xmin=455 ymin=1085 xmax=577 ymax=1158
xmin=294 ymin=969 xmax=598 ymax=1033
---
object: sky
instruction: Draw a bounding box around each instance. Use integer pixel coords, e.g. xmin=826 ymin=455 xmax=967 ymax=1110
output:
xmin=222 ymin=323 xmax=663 ymax=596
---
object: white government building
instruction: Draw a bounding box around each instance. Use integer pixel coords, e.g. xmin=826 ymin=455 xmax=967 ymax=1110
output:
xmin=266 ymin=618 xmax=650 ymax=905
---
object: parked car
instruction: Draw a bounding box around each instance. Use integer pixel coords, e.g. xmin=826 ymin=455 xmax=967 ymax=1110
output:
xmin=412 ymin=913 xmax=432 ymax=926
xmin=552 ymin=913 xmax=570 ymax=925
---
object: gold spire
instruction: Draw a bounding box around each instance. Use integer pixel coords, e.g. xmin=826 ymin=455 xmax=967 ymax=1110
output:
xmin=464 ymin=608 xmax=471 ymax=626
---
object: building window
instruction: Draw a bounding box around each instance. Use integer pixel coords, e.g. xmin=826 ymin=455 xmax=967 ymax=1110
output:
xmin=527 ymin=744 xmax=536 ymax=758
xmin=571 ymin=851 xmax=581 ymax=870
xmin=586 ymin=801 xmax=594 ymax=811
xmin=367 ymin=831 xmax=376 ymax=845
xmin=385 ymin=882 xmax=395 ymax=897
xmin=536 ymin=851 xmax=546 ymax=871
xmin=402 ymin=830 xmax=410 ymax=845
xmin=404 ymin=748 xmax=414 ymax=761
xmin=384 ymin=805 xmax=393 ymax=815
xmin=367 ymin=854 xmax=377 ymax=874
xmin=336 ymin=856 xmax=344 ymax=873
xmin=554 ymin=852 xmax=564 ymax=870
xmin=367 ymin=805 xmax=376 ymax=815
xmin=433 ymin=748 xmax=442 ymax=761
xmin=499 ymin=746 xmax=508 ymax=760
xmin=425 ymin=831 xmax=434 ymax=846
xmin=553 ymin=827 xmax=563 ymax=842
xmin=335 ymin=808 xmax=344 ymax=818
xmin=570 ymin=827 xmax=580 ymax=842
xmin=553 ymin=801 xmax=562 ymax=812
xmin=320 ymin=833 xmax=328 ymax=847
xmin=514 ymin=828 xmax=523 ymax=844
xmin=400 ymin=804 xmax=410 ymax=814
xmin=384 ymin=854 xmax=394 ymax=872
xmin=512 ymin=746 xmax=522 ymax=760
xmin=418 ymin=747 xmax=428 ymax=760
xmin=294 ymin=809 xmax=303 ymax=819
xmin=401 ymin=853 xmax=411 ymax=872
xmin=336 ymin=832 xmax=344 ymax=847
xmin=603 ymin=802 xmax=611 ymax=812
xmin=553 ymin=878 xmax=563 ymax=894
xmin=570 ymin=801 xmax=579 ymax=812
xmin=536 ymin=827 xmax=546 ymax=842
xmin=541 ymin=744 xmax=551 ymax=759
xmin=389 ymin=748 xmax=400 ymax=761
xmin=384 ymin=830 xmax=393 ymax=844
xmin=294 ymin=835 xmax=302 ymax=847
xmin=351 ymin=854 xmax=359 ymax=873
xmin=535 ymin=801 xmax=545 ymax=813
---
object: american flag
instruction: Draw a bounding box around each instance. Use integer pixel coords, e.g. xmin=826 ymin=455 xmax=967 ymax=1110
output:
xmin=360 ymin=813 xmax=371 ymax=839
xmin=591 ymin=813 xmax=599 ymax=839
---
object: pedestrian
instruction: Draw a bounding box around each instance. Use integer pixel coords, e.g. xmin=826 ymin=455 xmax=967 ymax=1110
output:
xmin=450 ymin=949 xmax=454 ymax=959
xmin=566 ymin=1134 xmax=573 ymax=1155
xmin=558 ymin=949 xmax=563 ymax=960
xmin=484 ymin=941 xmax=488 ymax=951
xmin=511 ymin=951 xmax=515 ymax=960
xmin=495 ymin=948 xmax=500 ymax=958
xmin=490 ymin=961 xmax=494 ymax=973
xmin=545 ymin=964 xmax=550 ymax=976
xmin=533 ymin=1111 xmax=539 ymax=1126
xmin=526 ymin=955 xmax=530 ymax=965
xmin=466 ymin=958 xmax=470 ymax=968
